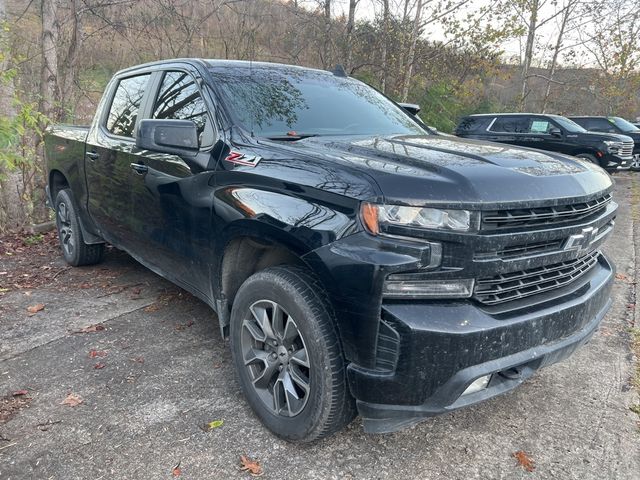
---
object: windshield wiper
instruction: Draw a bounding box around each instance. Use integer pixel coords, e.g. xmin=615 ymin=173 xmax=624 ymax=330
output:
xmin=264 ymin=133 xmax=320 ymax=141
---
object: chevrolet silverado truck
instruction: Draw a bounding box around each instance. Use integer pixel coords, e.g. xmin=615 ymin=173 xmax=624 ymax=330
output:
xmin=45 ymin=59 xmax=617 ymax=442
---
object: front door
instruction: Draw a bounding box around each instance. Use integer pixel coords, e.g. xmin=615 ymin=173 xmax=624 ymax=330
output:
xmin=126 ymin=70 xmax=218 ymax=293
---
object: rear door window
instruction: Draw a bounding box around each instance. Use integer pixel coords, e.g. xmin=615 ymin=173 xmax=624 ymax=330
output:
xmin=106 ymin=74 xmax=151 ymax=138
xmin=489 ymin=116 xmax=530 ymax=133
xmin=529 ymin=119 xmax=552 ymax=133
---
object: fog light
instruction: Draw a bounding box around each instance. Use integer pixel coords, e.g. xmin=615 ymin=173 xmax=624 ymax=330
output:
xmin=461 ymin=374 xmax=491 ymax=396
xmin=382 ymin=278 xmax=474 ymax=299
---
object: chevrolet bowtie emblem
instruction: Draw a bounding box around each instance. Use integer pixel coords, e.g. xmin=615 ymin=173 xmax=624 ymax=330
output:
xmin=564 ymin=226 xmax=599 ymax=252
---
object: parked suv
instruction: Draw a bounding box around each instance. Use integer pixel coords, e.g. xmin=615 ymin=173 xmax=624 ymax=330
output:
xmin=455 ymin=113 xmax=633 ymax=170
xmin=569 ymin=116 xmax=640 ymax=170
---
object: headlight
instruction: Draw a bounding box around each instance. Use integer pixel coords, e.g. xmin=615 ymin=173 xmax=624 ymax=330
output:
xmin=603 ymin=140 xmax=622 ymax=153
xmin=361 ymin=203 xmax=473 ymax=234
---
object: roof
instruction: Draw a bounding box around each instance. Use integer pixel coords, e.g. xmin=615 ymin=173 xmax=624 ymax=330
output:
xmin=467 ymin=113 xmax=568 ymax=118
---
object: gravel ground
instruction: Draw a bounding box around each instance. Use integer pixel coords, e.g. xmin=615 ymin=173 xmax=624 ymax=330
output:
xmin=0 ymin=173 xmax=638 ymax=480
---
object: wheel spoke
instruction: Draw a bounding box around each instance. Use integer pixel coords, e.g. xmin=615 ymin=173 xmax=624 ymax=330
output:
xmin=282 ymin=370 xmax=305 ymax=416
xmin=252 ymin=361 xmax=280 ymax=390
xmin=242 ymin=318 xmax=266 ymax=343
xmin=290 ymin=348 xmax=310 ymax=368
xmin=288 ymin=365 xmax=310 ymax=394
xmin=250 ymin=304 xmax=276 ymax=340
xmin=282 ymin=317 xmax=299 ymax=347
xmin=271 ymin=302 xmax=286 ymax=340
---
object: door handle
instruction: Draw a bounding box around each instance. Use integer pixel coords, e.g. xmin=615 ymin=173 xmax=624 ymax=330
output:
xmin=86 ymin=151 xmax=100 ymax=161
xmin=130 ymin=162 xmax=148 ymax=174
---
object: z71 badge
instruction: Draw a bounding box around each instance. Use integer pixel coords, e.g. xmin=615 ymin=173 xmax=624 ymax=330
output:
xmin=224 ymin=151 xmax=261 ymax=167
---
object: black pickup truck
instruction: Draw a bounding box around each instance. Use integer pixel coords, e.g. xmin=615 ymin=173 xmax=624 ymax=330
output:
xmin=45 ymin=59 xmax=616 ymax=442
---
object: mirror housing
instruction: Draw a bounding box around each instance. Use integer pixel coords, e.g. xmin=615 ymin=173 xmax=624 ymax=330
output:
xmin=398 ymin=102 xmax=421 ymax=116
xmin=136 ymin=119 xmax=199 ymax=155
xmin=549 ymin=127 xmax=563 ymax=138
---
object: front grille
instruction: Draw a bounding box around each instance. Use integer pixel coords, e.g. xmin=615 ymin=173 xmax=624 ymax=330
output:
xmin=482 ymin=194 xmax=611 ymax=230
xmin=609 ymin=141 xmax=634 ymax=158
xmin=496 ymin=239 xmax=564 ymax=259
xmin=474 ymin=250 xmax=600 ymax=305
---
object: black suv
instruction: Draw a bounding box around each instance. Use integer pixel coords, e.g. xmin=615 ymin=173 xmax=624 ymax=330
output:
xmin=455 ymin=113 xmax=633 ymax=170
xmin=569 ymin=116 xmax=640 ymax=171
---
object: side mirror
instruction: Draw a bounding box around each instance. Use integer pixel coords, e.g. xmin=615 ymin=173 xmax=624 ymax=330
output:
xmin=136 ymin=119 xmax=199 ymax=155
xmin=549 ymin=127 xmax=563 ymax=138
xmin=398 ymin=102 xmax=421 ymax=116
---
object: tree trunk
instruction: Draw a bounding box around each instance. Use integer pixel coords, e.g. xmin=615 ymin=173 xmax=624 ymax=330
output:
xmin=322 ymin=0 xmax=331 ymax=68
xmin=400 ymin=0 xmax=422 ymax=101
xmin=60 ymin=0 xmax=80 ymax=119
xmin=344 ymin=0 xmax=358 ymax=71
xmin=0 ymin=0 xmax=23 ymax=232
xmin=520 ymin=0 xmax=539 ymax=110
xmin=541 ymin=2 xmax=572 ymax=113
xmin=40 ymin=0 xmax=60 ymax=123
xmin=380 ymin=0 xmax=389 ymax=92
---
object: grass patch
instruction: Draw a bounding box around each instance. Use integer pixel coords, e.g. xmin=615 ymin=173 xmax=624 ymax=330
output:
xmin=23 ymin=233 xmax=44 ymax=246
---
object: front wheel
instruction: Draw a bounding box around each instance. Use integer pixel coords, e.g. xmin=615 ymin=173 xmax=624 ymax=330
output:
xmin=55 ymin=189 xmax=105 ymax=267
xmin=631 ymin=154 xmax=640 ymax=171
xmin=230 ymin=266 xmax=356 ymax=442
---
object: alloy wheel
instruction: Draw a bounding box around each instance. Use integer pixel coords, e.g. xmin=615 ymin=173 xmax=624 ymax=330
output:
xmin=56 ymin=201 xmax=75 ymax=257
xmin=240 ymin=300 xmax=311 ymax=417
xmin=632 ymin=154 xmax=640 ymax=170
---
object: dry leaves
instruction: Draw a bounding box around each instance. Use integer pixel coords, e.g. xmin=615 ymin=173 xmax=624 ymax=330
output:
xmin=12 ymin=390 xmax=28 ymax=396
xmin=88 ymin=350 xmax=107 ymax=358
xmin=240 ymin=455 xmax=263 ymax=476
xmin=61 ymin=393 xmax=83 ymax=407
xmin=171 ymin=462 xmax=182 ymax=477
xmin=26 ymin=303 xmax=45 ymax=315
xmin=73 ymin=324 xmax=106 ymax=334
xmin=615 ymin=273 xmax=629 ymax=282
xmin=512 ymin=450 xmax=535 ymax=472
xmin=93 ymin=362 xmax=106 ymax=370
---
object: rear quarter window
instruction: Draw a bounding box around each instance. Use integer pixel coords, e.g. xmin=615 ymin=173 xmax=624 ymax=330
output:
xmin=105 ymin=74 xmax=151 ymax=138
xmin=489 ymin=116 xmax=530 ymax=133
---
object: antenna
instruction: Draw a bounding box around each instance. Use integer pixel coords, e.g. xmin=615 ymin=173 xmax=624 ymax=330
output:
xmin=331 ymin=64 xmax=347 ymax=78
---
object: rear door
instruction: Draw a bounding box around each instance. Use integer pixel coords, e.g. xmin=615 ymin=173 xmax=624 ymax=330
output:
xmin=84 ymin=72 xmax=153 ymax=250
xmin=486 ymin=115 xmax=532 ymax=148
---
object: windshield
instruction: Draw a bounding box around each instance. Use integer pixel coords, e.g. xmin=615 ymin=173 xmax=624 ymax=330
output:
xmin=553 ymin=116 xmax=587 ymax=133
xmin=610 ymin=117 xmax=639 ymax=132
xmin=209 ymin=65 xmax=425 ymax=138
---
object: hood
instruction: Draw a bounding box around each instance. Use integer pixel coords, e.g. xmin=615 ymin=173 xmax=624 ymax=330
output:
xmin=576 ymin=131 xmax=634 ymax=144
xmin=271 ymin=134 xmax=613 ymax=209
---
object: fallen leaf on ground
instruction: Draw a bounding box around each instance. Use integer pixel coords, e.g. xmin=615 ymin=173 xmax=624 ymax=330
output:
xmin=79 ymin=282 xmax=92 ymax=289
xmin=203 ymin=419 xmax=224 ymax=431
xmin=26 ymin=303 xmax=45 ymax=314
xmin=88 ymin=350 xmax=107 ymax=358
xmin=172 ymin=462 xmax=181 ymax=477
xmin=240 ymin=455 xmax=263 ymax=476
xmin=512 ymin=450 xmax=535 ymax=472
xmin=132 ymin=287 xmax=142 ymax=295
xmin=615 ymin=273 xmax=629 ymax=281
xmin=131 ymin=356 xmax=144 ymax=364
xmin=61 ymin=393 xmax=83 ymax=407
xmin=144 ymin=303 xmax=161 ymax=313
xmin=74 ymin=324 xmax=105 ymax=334
xmin=12 ymin=390 xmax=28 ymax=396
xmin=93 ymin=362 xmax=106 ymax=370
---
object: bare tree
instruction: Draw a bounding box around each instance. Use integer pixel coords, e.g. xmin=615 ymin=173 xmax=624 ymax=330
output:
xmin=344 ymin=0 xmax=359 ymax=70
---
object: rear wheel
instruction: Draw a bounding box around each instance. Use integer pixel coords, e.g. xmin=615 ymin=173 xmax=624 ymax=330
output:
xmin=230 ymin=266 xmax=356 ymax=442
xmin=55 ymin=189 xmax=105 ymax=266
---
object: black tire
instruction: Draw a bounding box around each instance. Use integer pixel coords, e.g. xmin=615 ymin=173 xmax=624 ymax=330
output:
xmin=54 ymin=189 xmax=105 ymax=267
xmin=631 ymin=154 xmax=640 ymax=172
xmin=230 ymin=266 xmax=356 ymax=442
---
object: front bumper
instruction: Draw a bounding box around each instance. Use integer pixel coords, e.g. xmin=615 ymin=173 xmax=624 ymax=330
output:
xmin=349 ymin=253 xmax=613 ymax=433
xmin=605 ymin=153 xmax=631 ymax=169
